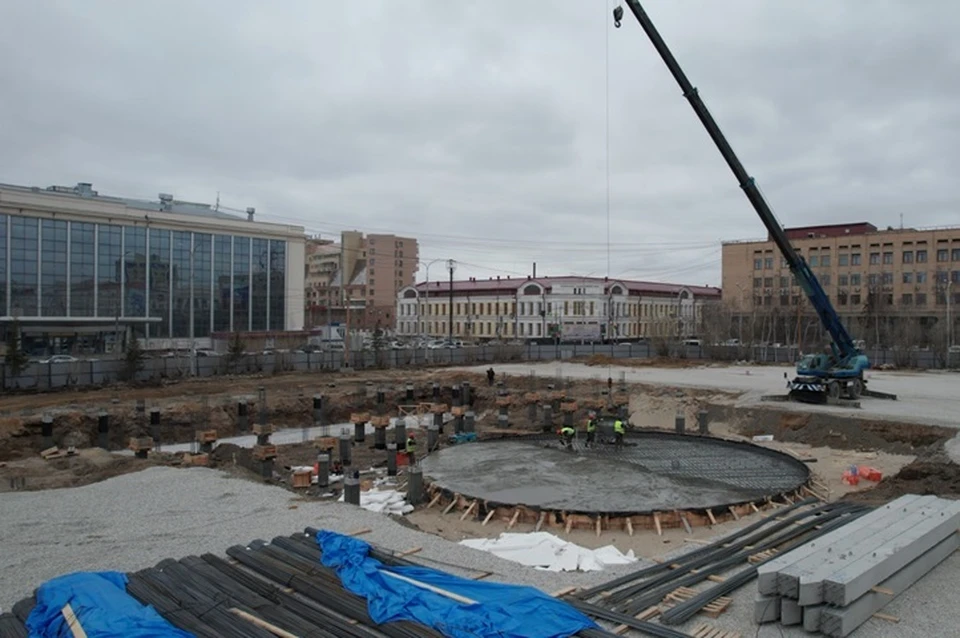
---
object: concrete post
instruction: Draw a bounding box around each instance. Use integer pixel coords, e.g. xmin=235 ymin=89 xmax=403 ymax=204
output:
xmin=395 ymin=422 xmax=407 ymax=448
xmin=149 ymin=407 xmax=161 ymax=444
xmin=454 ymin=414 xmax=464 ymax=434
xmin=498 ymin=405 xmax=509 ymax=428
xmin=462 ymin=381 xmax=471 ymax=405
xmin=317 ymin=453 xmax=330 ymax=487
xmin=563 ymin=411 xmax=573 ymax=427
xmin=354 ymin=421 xmax=365 ymax=443
xmin=339 ymin=434 xmax=352 ymax=466
xmin=542 ymin=404 xmax=553 ymax=429
xmin=365 ymin=381 xmax=374 ymax=398
xmin=428 ymin=423 xmax=439 ymax=451
xmin=432 ymin=382 xmax=440 ymax=400
xmin=376 ymin=390 xmax=385 ymax=414
xmin=465 ymin=411 xmax=475 ymax=433
xmin=675 ymin=412 xmax=686 ymax=435
xmin=405 ymin=384 xmax=414 ymax=402
xmin=312 ymin=394 xmax=323 ymax=425
xmin=433 ymin=411 xmax=444 ymax=434
xmin=528 ymin=402 xmax=537 ymax=423
xmin=97 ymin=409 xmax=109 ymax=449
xmin=387 ymin=443 xmax=398 ymax=477
xmin=135 ymin=398 xmax=145 ymax=414
xmin=260 ymin=458 xmax=273 ymax=478
xmin=407 ymin=465 xmax=424 ymax=506
xmin=374 ymin=425 xmax=387 ymax=450
xmin=452 ymin=385 xmax=462 ymax=407
xmin=41 ymin=413 xmax=54 ymax=450
xmin=258 ymin=386 xmax=267 ymax=428
xmin=344 ymin=475 xmax=361 ymax=505
xmin=698 ymin=410 xmax=710 ymax=434
xmin=238 ymin=400 xmax=248 ymax=432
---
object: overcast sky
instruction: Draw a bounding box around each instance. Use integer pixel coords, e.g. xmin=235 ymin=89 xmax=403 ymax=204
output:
xmin=1 ymin=1 xmax=957 ymax=288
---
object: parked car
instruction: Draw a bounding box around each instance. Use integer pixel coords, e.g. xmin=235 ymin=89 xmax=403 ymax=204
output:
xmin=38 ymin=355 xmax=79 ymax=364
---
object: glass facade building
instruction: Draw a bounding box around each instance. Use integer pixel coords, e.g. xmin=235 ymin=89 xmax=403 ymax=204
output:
xmin=1 ymin=213 xmax=288 ymax=339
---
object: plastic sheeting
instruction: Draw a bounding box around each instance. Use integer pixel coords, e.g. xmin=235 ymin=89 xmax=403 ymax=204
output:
xmin=317 ymin=530 xmax=598 ymax=638
xmin=338 ymin=487 xmax=414 ymax=515
xmin=460 ymin=532 xmax=638 ymax=572
xmin=26 ymin=571 xmax=194 ymax=638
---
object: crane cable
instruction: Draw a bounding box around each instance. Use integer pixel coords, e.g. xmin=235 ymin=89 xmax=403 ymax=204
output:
xmin=605 ymin=0 xmax=612 ymax=279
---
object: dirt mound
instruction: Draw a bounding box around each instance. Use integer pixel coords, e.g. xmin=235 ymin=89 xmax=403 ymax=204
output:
xmin=731 ymin=409 xmax=953 ymax=455
xmin=846 ymin=460 xmax=960 ymax=505
xmin=0 ymin=448 xmax=159 ymax=491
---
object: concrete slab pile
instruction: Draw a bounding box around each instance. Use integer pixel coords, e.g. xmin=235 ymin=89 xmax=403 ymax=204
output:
xmin=754 ymin=493 xmax=960 ymax=637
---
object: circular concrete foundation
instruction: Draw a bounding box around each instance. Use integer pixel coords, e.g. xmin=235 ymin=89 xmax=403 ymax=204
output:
xmin=421 ymin=432 xmax=811 ymax=530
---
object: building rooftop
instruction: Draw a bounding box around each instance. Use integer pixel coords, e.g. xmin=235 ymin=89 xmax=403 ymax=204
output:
xmin=411 ymin=275 xmax=720 ymax=297
xmin=0 ymin=181 xmax=251 ymax=222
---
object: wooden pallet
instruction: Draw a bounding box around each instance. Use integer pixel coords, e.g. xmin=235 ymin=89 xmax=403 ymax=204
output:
xmin=661 ymin=587 xmax=731 ymax=618
xmin=690 ymin=622 xmax=741 ymax=638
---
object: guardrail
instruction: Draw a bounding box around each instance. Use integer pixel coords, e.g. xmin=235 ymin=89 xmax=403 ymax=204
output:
xmin=1 ymin=344 xmax=957 ymax=391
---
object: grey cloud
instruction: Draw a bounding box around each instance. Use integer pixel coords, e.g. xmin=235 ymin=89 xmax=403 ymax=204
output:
xmin=1 ymin=0 xmax=958 ymax=286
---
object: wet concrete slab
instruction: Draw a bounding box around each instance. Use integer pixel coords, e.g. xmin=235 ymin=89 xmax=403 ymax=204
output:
xmin=421 ymin=435 xmax=809 ymax=513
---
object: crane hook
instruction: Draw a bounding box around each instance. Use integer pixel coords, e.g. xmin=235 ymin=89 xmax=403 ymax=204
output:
xmin=613 ymin=5 xmax=624 ymax=28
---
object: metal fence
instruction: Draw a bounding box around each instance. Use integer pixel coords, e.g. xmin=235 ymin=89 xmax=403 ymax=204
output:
xmin=1 ymin=343 xmax=957 ymax=391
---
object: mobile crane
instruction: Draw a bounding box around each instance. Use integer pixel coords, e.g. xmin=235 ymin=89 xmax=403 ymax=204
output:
xmin=613 ymin=1 xmax=895 ymax=403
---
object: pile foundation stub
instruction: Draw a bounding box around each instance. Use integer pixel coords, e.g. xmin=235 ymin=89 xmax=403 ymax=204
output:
xmin=253 ymin=444 xmax=278 ymax=461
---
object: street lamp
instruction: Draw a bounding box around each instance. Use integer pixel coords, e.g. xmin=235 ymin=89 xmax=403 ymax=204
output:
xmin=446 ymin=259 xmax=456 ymax=343
xmin=418 ymin=258 xmax=448 ymax=343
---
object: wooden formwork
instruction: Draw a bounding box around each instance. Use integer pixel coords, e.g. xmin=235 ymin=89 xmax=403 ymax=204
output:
xmin=422 ymin=482 xmax=817 ymax=535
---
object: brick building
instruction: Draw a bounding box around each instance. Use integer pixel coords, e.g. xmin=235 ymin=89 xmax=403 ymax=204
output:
xmin=721 ymin=222 xmax=960 ymax=347
xmin=304 ymin=231 xmax=419 ymax=331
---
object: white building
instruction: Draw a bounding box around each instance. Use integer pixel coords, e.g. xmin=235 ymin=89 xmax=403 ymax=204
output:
xmin=395 ymin=275 xmax=721 ymax=342
xmin=0 ymin=181 xmax=305 ymax=353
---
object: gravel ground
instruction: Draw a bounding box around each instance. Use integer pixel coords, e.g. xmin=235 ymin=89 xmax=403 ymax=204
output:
xmin=463 ymin=363 xmax=960 ymax=428
xmin=2 ymin=466 xmax=957 ymax=637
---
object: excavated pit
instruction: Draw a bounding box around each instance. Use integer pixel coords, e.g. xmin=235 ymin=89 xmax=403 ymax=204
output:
xmin=421 ymin=432 xmax=811 ymax=530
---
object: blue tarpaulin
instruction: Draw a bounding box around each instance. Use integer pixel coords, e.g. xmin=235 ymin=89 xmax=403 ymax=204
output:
xmin=26 ymin=571 xmax=194 ymax=638
xmin=316 ymin=529 xmax=599 ymax=638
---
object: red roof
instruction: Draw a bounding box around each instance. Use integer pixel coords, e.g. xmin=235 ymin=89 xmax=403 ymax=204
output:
xmin=780 ymin=222 xmax=877 ymax=241
xmin=411 ymin=276 xmax=720 ymax=297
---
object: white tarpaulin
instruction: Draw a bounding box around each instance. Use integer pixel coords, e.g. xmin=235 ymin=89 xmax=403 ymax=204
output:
xmin=338 ymin=488 xmax=414 ymax=515
xmin=459 ymin=532 xmax=638 ymax=572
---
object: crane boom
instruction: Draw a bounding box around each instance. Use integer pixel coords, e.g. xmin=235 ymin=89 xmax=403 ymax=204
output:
xmin=614 ymin=0 xmax=858 ymax=360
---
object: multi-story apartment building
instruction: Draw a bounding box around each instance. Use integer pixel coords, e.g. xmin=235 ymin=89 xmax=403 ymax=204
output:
xmin=305 ymin=231 xmax=419 ymax=331
xmin=0 ymin=181 xmax=306 ymax=354
xmin=722 ymin=222 xmax=960 ymax=345
xmin=395 ymin=275 xmax=720 ymax=342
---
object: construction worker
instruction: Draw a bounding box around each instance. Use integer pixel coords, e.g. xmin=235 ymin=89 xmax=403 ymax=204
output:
xmin=558 ymin=426 xmax=575 ymax=450
xmin=405 ymin=432 xmax=418 ymax=465
xmin=486 ymin=367 xmax=495 ymax=386
xmin=585 ymin=413 xmax=597 ymax=447
xmin=613 ymin=418 xmax=625 ymax=448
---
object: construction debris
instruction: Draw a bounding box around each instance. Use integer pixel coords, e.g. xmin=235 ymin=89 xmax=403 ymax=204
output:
xmin=459 ymin=532 xmax=638 ymax=572
xmin=754 ymin=493 xmax=960 ymax=636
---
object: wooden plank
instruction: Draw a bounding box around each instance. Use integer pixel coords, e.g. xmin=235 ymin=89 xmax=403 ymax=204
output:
xmin=595 ymin=517 xmax=602 ymax=537
xmin=551 ymin=586 xmax=578 ymax=598
xmin=679 ymin=511 xmax=693 ymax=535
xmin=508 ymin=509 xmax=521 ymax=529
xmin=427 ymin=493 xmax=443 ymax=508
xmin=612 ymin=606 xmax=660 ymax=635
xmin=625 ymin=517 xmax=634 ymax=537
xmin=61 ymin=604 xmax=88 ymax=638
xmin=348 ymin=527 xmax=372 ymax=536
xmin=398 ymin=547 xmax=422 ymax=557
xmin=470 ymin=571 xmax=493 ymax=580
xmin=728 ymin=506 xmax=740 ymax=521
xmin=750 ymin=502 xmax=760 ymax=513
xmin=482 ymin=510 xmax=496 ymax=526
xmin=459 ymin=500 xmax=477 ymax=521
xmin=706 ymin=509 xmax=717 ymax=525
xmin=871 ymin=586 xmax=895 ymax=596
xmin=442 ymin=498 xmax=459 ymax=515
xmin=535 ymin=511 xmax=546 ymax=532
xmin=653 ymin=512 xmax=663 ymax=536
xmin=230 ymin=608 xmax=300 ymax=638
xmin=685 ymin=538 xmax=712 ymax=546
xmin=381 ymin=570 xmax=477 ymax=604
xmin=872 ymin=612 xmax=900 ymax=623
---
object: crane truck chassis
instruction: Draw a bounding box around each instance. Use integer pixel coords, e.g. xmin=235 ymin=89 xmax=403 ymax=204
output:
xmin=613 ymin=1 xmax=896 ymax=405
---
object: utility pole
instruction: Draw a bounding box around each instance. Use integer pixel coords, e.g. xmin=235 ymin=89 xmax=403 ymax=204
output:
xmin=447 ymin=259 xmax=456 ymax=343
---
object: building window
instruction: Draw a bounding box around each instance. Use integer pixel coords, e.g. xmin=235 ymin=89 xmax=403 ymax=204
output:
xmin=0 ymin=215 xmax=5 ymax=316
xmin=903 ymin=272 xmax=913 ymax=284
xmin=850 ymin=273 xmax=861 ymax=286
xmin=191 ymin=234 xmax=212 ymax=338
xmin=850 ymin=294 xmax=861 ymax=306
xmin=753 ymin=277 xmax=761 ymax=288
xmin=869 ymin=252 xmax=880 ymax=265
xmin=269 ymin=240 xmax=286 ymax=331
xmin=68 ymin=222 xmax=95 ymax=318
xmin=901 ymin=293 xmax=913 ymax=306
xmin=916 ymin=293 xmax=927 ymax=306
xmin=902 ymin=251 xmax=914 ymax=264
xmin=821 ymin=254 xmax=831 ymax=267
xmin=838 ymin=254 xmax=849 ymax=266
xmin=953 ymin=248 xmax=960 ymax=262
xmin=808 ymin=255 xmax=819 ymax=267
xmin=838 ymin=274 xmax=849 ymax=286
xmin=882 ymin=252 xmax=893 ymax=264
xmin=916 ymin=249 xmax=928 ymax=263
xmin=233 ymin=236 xmax=250 ymax=333
xmin=917 ymin=271 xmax=927 ymax=284
xmin=779 ymin=276 xmax=789 ymax=288
xmin=763 ymin=277 xmax=773 ymax=288
xmin=851 ymin=253 xmax=861 ymax=265
xmin=123 ymin=226 xmax=147 ymax=327
xmin=953 ymin=271 xmax=960 ymax=284
xmin=753 ymin=258 xmax=762 ymax=270
xmin=40 ymin=219 xmax=68 ymax=317
xmin=149 ymin=229 xmax=171 ymax=338
xmin=213 ymin=235 xmax=232 ymax=332
xmin=868 ymin=274 xmax=878 ymax=286
xmin=96 ymin=224 xmax=121 ymax=318
xmin=937 ymin=249 xmax=949 ymax=262
xmin=881 ymin=272 xmax=893 ymax=285
xmin=837 ymin=291 xmax=848 ymax=306
xmin=764 ymin=257 xmax=773 ymax=269
xmin=171 ymin=232 xmax=192 ymax=337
